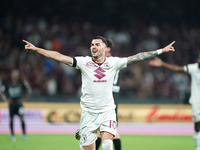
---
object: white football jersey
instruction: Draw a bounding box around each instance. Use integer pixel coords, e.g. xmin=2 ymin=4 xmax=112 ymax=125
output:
xmin=112 ymin=70 xmax=120 ymax=93
xmin=75 ymin=56 xmax=127 ymax=113
xmin=184 ymin=63 xmax=200 ymax=104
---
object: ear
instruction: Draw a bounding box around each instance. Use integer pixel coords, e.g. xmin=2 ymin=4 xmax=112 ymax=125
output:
xmin=104 ymin=46 xmax=108 ymax=51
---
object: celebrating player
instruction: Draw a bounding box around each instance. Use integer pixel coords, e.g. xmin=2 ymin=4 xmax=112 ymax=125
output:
xmin=0 ymin=69 xmax=32 ymax=141
xmin=23 ymin=36 xmax=175 ymax=150
xmin=75 ymin=39 xmax=122 ymax=150
xmin=149 ymin=55 xmax=200 ymax=150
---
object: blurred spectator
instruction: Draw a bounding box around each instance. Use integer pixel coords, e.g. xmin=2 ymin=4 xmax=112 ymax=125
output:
xmin=45 ymin=75 xmax=57 ymax=96
xmin=0 ymin=14 xmax=197 ymax=103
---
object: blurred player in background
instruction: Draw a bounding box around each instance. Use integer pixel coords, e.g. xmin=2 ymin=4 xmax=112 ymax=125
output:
xmin=23 ymin=36 xmax=175 ymax=150
xmin=0 ymin=69 xmax=32 ymax=141
xmin=149 ymin=55 xmax=200 ymax=150
xmin=75 ymin=39 xmax=122 ymax=150
xmin=97 ymin=39 xmax=121 ymax=150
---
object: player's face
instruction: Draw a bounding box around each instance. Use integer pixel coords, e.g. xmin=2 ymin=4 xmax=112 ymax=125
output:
xmin=11 ymin=70 xmax=20 ymax=81
xmin=90 ymin=39 xmax=106 ymax=59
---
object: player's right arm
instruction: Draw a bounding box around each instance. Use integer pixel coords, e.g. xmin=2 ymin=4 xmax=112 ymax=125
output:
xmin=22 ymin=40 xmax=73 ymax=67
xmin=149 ymin=57 xmax=184 ymax=72
xmin=0 ymin=92 xmax=7 ymax=102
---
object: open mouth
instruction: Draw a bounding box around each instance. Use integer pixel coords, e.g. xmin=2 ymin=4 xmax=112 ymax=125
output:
xmin=92 ymin=49 xmax=98 ymax=54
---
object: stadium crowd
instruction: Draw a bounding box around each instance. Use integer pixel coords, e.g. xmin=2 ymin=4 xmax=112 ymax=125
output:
xmin=0 ymin=14 xmax=199 ymax=103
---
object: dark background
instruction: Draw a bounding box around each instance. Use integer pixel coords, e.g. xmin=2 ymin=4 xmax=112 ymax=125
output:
xmin=0 ymin=0 xmax=199 ymax=104
xmin=1 ymin=0 xmax=200 ymax=27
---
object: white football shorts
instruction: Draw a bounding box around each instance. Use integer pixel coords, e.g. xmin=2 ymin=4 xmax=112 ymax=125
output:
xmin=79 ymin=109 xmax=117 ymax=147
xmin=191 ymin=103 xmax=200 ymax=122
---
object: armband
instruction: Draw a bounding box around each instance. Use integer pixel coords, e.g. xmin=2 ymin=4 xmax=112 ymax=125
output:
xmin=72 ymin=57 xmax=77 ymax=67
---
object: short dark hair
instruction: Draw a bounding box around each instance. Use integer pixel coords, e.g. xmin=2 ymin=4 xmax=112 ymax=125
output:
xmin=106 ymin=39 xmax=114 ymax=49
xmin=93 ymin=36 xmax=108 ymax=46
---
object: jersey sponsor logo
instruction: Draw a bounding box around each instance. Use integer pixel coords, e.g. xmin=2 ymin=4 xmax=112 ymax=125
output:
xmin=8 ymin=87 xmax=22 ymax=98
xmin=93 ymin=67 xmax=107 ymax=83
xmin=93 ymin=80 xmax=107 ymax=83
xmin=86 ymin=61 xmax=96 ymax=67
xmin=94 ymin=67 xmax=105 ymax=79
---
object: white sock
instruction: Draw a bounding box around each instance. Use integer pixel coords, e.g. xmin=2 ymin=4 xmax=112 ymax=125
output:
xmin=193 ymin=131 xmax=200 ymax=150
xmin=102 ymin=139 xmax=113 ymax=150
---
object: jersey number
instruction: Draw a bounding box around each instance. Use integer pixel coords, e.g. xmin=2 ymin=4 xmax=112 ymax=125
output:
xmin=109 ymin=120 xmax=116 ymax=129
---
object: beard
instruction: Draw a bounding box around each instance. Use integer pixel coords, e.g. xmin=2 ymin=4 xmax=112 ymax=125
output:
xmin=92 ymin=55 xmax=98 ymax=59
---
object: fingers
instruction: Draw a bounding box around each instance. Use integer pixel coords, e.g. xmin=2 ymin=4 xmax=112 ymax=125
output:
xmin=153 ymin=57 xmax=159 ymax=62
xmin=22 ymin=39 xmax=31 ymax=45
xmin=148 ymin=60 xmax=154 ymax=65
xmin=169 ymin=41 xmax=175 ymax=46
xmin=166 ymin=41 xmax=175 ymax=51
xmin=148 ymin=60 xmax=157 ymax=66
xmin=22 ymin=39 xmax=28 ymax=43
xmin=23 ymin=39 xmax=33 ymax=51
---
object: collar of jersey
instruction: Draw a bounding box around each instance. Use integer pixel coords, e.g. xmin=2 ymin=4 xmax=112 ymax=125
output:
xmin=92 ymin=57 xmax=106 ymax=66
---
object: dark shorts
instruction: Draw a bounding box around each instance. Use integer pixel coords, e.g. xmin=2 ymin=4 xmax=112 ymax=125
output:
xmin=113 ymin=92 xmax=119 ymax=123
xmin=9 ymin=104 xmax=24 ymax=117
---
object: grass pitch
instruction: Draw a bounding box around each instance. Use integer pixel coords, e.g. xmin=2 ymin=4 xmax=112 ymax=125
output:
xmin=0 ymin=134 xmax=193 ymax=150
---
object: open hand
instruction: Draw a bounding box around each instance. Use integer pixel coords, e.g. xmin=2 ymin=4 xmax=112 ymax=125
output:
xmin=149 ymin=57 xmax=163 ymax=67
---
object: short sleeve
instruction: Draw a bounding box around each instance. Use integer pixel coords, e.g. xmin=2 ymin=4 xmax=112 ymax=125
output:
xmin=183 ymin=65 xmax=188 ymax=73
xmin=115 ymin=57 xmax=128 ymax=71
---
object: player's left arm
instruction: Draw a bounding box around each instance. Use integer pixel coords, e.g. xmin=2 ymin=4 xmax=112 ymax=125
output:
xmin=23 ymin=80 xmax=32 ymax=102
xmin=127 ymin=41 xmax=175 ymax=66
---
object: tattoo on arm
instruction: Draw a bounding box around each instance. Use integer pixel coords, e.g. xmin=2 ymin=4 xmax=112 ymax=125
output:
xmin=127 ymin=51 xmax=158 ymax=65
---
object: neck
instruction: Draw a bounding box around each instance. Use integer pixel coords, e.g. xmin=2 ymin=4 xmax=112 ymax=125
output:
xmin=105 ymin=53 xmax=111 ymax=57
xmin=92 ymin=56 xmax=105 ymax=63
xmin=12 ymin=79 xmax=18 ymax=84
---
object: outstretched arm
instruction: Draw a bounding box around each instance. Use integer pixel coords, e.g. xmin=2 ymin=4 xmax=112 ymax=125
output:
xmin=23 ymin=40 xmax=73 ymax=67
xmin=127 ymin=41 xmax=175 ymax=66
xmin=149 ymin=57 xmax=184 ymax=72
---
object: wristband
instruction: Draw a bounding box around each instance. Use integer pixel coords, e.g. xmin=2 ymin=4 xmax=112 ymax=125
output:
xmin=157 ymin=49 xmax=163 ymax=55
